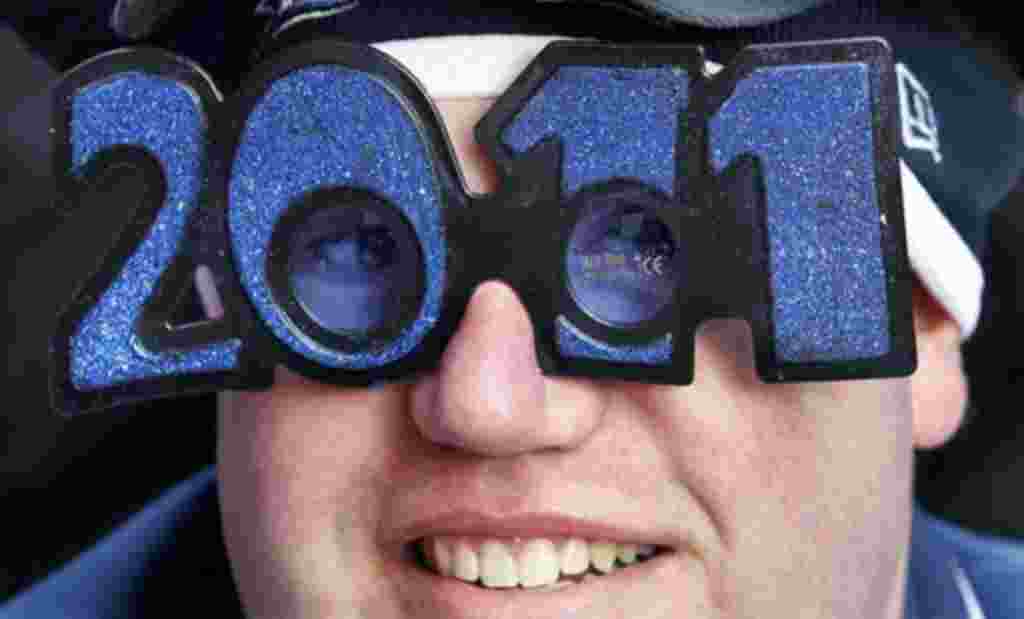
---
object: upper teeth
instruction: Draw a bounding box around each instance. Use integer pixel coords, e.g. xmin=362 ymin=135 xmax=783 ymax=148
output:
xmin=420 ymin=536 xmax=659 ymax=589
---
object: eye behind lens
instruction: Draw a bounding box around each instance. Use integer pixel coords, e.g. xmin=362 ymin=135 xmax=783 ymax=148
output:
xmin=273 ymin=187 xmax=426 ymax=344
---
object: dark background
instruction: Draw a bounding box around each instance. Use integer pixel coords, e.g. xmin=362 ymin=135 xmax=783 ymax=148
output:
xmin=2 ymin=1 xmax=1023 ymax=604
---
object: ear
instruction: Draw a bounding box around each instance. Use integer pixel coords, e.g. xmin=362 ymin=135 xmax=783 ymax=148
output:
xmin=910 ymin=274 xmax=969 ymax=449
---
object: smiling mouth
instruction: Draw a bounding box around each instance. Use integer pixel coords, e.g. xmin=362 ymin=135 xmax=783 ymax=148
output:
xmin=403 ymin=537 xmax=674 ymax=591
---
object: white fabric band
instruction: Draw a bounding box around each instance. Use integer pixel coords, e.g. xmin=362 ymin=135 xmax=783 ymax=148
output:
xmin=372 ymin=34 xmax=985 ymax=340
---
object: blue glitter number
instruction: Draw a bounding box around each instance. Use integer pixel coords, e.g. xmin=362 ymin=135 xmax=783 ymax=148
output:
xmin=228 ymin=66 xmax=446 ymax=369
xmin=709 ymin=63 xmax=890 ymax=363
xmin=503 ymin=66 xmax=688 ymax=200
xmin=501 ymin=65 xmax=690 ymax=366
xmin=68 ymin=73 xmax=241 ymax=391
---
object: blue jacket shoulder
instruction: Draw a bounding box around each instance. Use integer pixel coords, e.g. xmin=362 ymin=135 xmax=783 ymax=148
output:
xmin=907 ymin=503 xmax=1024 ymax=619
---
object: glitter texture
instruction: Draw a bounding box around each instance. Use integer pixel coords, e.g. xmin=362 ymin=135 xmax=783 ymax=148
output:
xmin=69 ymin=73 xmax=242 ymax=391
xmin=502 ymin=66 xmax=688 ymax=198
xmin=710 ymin=63 xmax=890 ymax=362
xmin=228 ymin=66 xmax=444 ymax=369
xmin=503 ymin=66 xmax=688 ymax=365
xmin=556 ymin=315 xmax=673 ymax=365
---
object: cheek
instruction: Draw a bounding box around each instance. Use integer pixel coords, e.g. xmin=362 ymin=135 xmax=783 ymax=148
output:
xmin=218 ymin=388 xmax=370 ymax=536
xmin=726 ymin=379 xmax=912 ymax=538
xmin=633 ymin=368 xmax=912 ymax=616
xmin=215 ymin=385 xmax=402 ymax=612
xmin=720 ymin=381 xmax=914 ymax=615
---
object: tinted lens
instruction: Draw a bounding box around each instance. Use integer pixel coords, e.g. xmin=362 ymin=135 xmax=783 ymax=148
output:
xmin=287 ymin=204 xmax=420 ymax=335
xmin=566 ymin=195 xmax=681 ymax=328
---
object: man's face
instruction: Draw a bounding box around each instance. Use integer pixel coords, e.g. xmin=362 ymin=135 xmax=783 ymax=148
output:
xmin=215 ymin=98 xmax=966 ymax=619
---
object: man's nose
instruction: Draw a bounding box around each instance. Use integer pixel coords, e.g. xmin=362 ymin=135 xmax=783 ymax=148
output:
xmin=408 ymin=279 xmax=606 ymax=456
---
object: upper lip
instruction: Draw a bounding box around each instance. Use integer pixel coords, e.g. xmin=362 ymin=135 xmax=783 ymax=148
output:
xmin=379 ymin=462 xmax=717 ymax=562
xmin=388 ymin=510 xmax=686 ymax=552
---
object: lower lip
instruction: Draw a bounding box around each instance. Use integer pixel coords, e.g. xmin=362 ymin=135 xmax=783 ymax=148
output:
xmin=390 ymin=542 xmax=688 ymax=618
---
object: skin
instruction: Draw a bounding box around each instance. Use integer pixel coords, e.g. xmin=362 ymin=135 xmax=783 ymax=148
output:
xmin=216 ymin=97 xmax=969 ymax=618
